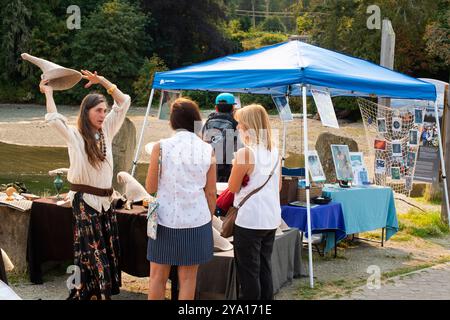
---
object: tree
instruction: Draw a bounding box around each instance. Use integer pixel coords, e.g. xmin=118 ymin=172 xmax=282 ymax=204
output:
xmin=140 ymin=0 xmax=238 ymax=68
xmin=424 ymin=0 xmax=450 ymax=74
xmin=0 ymin=0 xmax=32 ymax=80
xmin=71 ymin=0 xmax=149 ymax=99
xmin=260 ymin=16 xmax=287 ymax=33
xmin=132 ymin=54 xmax=168 ymax=106
xmin=301 ymin=0 xmax=442 ymax=78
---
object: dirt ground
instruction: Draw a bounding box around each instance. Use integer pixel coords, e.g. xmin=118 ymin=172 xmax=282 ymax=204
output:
xmin=2 ymin=104 xmax=449 ymax=300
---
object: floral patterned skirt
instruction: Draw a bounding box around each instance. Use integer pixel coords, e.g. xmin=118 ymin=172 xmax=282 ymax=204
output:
xmin=68 ymin=192 xmax=121 ymax=300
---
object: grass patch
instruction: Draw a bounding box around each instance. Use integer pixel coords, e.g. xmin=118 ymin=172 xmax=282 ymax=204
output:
xmin=6 ymin=270 xmax=29 ymax=285
xmin=414 ymin=196 xmax=442 ymax=206
xmin=391 ymin=232 xmax=414 ymax=242
xmin=0 ymin=141 xmax=149 ymax=195
xmin=398 ymin=209 xmax=449 ymax=238
xmin=382 ymin=263 xmax=434 ymax=279
xmin=296 ymin=278 xmax=367 ymax=300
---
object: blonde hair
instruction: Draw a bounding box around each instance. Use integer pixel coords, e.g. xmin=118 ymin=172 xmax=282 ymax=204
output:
xmin=234 ymin=104 xmax=272 ymax=151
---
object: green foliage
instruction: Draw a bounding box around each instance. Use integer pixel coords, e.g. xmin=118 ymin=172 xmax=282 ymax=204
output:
xmin=303 ymin=0 xmax=445 ymax=78
xmin=241 ymin=31 xmax=288 ymax=50
xmin=0 ymin=0 xmax=32 ymax=80
xmin=260 ymin=16 xmax=286 ymax=33
xmin=71 ymin=0 xmax=149 ymax=100
xmin=398 ymin=210 xmax=449 ymax=238
xmin=424 ymin=0 xmax=450 ymax=72
xmin=296 ymin=13 xmax=314 ymax=34
xmin=133 ymin=54 xmax=168 ymax=106
xmin=140 ymin=0 xmax=238 ymax=68
xmin=239 ymin=16 xmax=252 ymax=32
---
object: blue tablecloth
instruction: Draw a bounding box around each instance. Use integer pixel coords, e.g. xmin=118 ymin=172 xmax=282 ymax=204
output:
xmin=322 ymin=185 xmax=399 ymax=241
xmin=281 ymin=202 xmax=346 ymax=253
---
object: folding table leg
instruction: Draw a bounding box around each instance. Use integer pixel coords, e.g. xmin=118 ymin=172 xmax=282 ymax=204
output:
xmin=334 ymin=231 xmax=337 ymax=258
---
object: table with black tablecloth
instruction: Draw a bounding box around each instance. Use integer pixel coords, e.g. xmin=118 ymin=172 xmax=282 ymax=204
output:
xmin=27 ymin=197 xmax=149 ymax=284
xmin=196 ymin=228 xmax=303 ymax=299
xmin=27 ymin=198 xmax=303 ymax=299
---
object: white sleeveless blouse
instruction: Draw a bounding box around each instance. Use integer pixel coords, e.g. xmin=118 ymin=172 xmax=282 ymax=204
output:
xmin=157 ymin=131 xmax=213 ymax=229
xmin=233 ymin=145 xmax=281 ymax=230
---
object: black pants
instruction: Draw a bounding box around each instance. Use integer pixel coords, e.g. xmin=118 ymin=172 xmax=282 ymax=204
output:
xmin=233 ymin=225 xmax=276 ymax=300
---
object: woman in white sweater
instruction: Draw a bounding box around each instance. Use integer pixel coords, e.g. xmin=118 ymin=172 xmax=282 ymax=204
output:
xmin=40 ymin=71 xmax=130 ymax=300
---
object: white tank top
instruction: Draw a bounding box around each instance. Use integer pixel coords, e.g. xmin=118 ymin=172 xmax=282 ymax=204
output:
xmin=157 ymin=131 xmax=212 ymax=228
xmin=233 ymin=145 xmax=281 ymax=230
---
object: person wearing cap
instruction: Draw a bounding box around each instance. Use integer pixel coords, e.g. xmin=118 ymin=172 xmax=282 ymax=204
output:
xmin=202 ymin=93 xmax=239 ymax=182
xmin=39 ymin=70 xmax=130 ymax=300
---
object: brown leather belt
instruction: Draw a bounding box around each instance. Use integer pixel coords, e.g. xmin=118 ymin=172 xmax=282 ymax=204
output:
xmin=70 ymin=183 xmax=113 ymax=197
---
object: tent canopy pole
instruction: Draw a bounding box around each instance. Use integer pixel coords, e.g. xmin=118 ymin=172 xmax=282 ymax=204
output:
xmin=131 ymin=88 xmax=155 ymax=177
xmin=302 ymin=85 xmax=314 ymax=288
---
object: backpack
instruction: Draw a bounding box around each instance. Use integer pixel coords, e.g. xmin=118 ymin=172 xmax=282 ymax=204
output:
xmin=202 ymin=113 xmax=236 ymax=166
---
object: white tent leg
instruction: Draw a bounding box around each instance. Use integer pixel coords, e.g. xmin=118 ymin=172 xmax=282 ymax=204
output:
xmin=131 ymin=88 xmax=155 ymax=177
xmin=434 ymin=100 xmax=450 ymax=226
xmin=282 ymin=123 xmax=287 ymax=166
xmin=302 ymin=85 xmax=314 ymax=288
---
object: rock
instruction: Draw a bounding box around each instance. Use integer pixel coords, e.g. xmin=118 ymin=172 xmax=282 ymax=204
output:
xmin=0 ymin=206 xmax=31 ymax=272
xmin=112 ymin=117 xmax=136 ymax=194
xmin=315 ymin=132 xmax=359 ymax=182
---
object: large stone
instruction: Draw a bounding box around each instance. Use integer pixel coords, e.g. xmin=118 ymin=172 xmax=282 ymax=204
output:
xmin=112 ymin=117 xmax=136 ymax=193
xmin=0 ymin=206 xmax=30 ymax=272
xmin=315 ymin=132 xmax=359 ymax=182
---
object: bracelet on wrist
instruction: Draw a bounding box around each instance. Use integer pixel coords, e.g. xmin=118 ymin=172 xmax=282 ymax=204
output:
xmin=107 ymin=84 xmax=117 ymax=95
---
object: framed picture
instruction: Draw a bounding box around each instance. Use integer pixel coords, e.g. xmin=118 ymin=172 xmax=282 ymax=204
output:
xmin=307 ymin=150 xmax=326 ymax=182
xmin=359 ymin=168 xmax=369 ymax=184
xmin=414 ymin=108 xmax=424 ymax=124
xmin=272 ymin=95 xmax=293 ymax=122
xmin=392 ymin=141 xmax=402 ymax=157
xmin=409 ymin=129 xmax=419 ymax=146
xmin=405 ymin=176 xmax=413 ymax=191
xmin=391 ymin=167 xmax=401 ymax=180
xmin=374 ymin=139 xmax=387 ymax=151
xmin=407 ymin=151 xmax=416 ymax=168
xmin=330 ymin=145 xmax=354 ymax=181
xmin=349 ymin=152 xmax=365 ymax=168
xmin=158 ymin=90 xmax=181 ymax=120
xmin=392 ymin=117 xmax=402 ymax=132
xmin=377 ymin=118 xmax=387 ymax=133
xmin=375 ymin=159 xmax=386 ymax=174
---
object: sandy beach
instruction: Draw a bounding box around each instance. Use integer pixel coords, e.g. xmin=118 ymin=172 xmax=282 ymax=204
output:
xmin=0 ymin=104 xmax=370 ymax=164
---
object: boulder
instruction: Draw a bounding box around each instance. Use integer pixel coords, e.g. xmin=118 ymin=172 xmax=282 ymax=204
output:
xmin=315 ymin=132 xmax=359 ymax=182
xmin=112 ymin=117 xmax=136 ymax=193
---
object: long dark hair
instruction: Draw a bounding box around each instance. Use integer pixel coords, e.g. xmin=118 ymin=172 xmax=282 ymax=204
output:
xmin=77 ymin=93 xmax=107 ymax=168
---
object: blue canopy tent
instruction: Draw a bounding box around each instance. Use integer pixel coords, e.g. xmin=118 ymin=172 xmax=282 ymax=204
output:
xmin=133 ymin=40 xmax=447 ymax=288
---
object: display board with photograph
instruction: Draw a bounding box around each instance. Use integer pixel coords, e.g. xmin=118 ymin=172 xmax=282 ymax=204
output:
xmin=158 ymin=90 xmax=181 ymax=120
xmin=272 ymin=95 xmax=293 ymax=122
xmin=330 ymin=145 xmax=354 ymax=182
xmin=349 ymin=152 xmax=368 ymax=185
xmin=307 ymin=150 xmax=326 ymax=183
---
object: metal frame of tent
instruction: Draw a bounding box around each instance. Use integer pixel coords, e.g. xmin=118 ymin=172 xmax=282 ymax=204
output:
xmin=131 ymin=40 xmax=447 ymax=289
